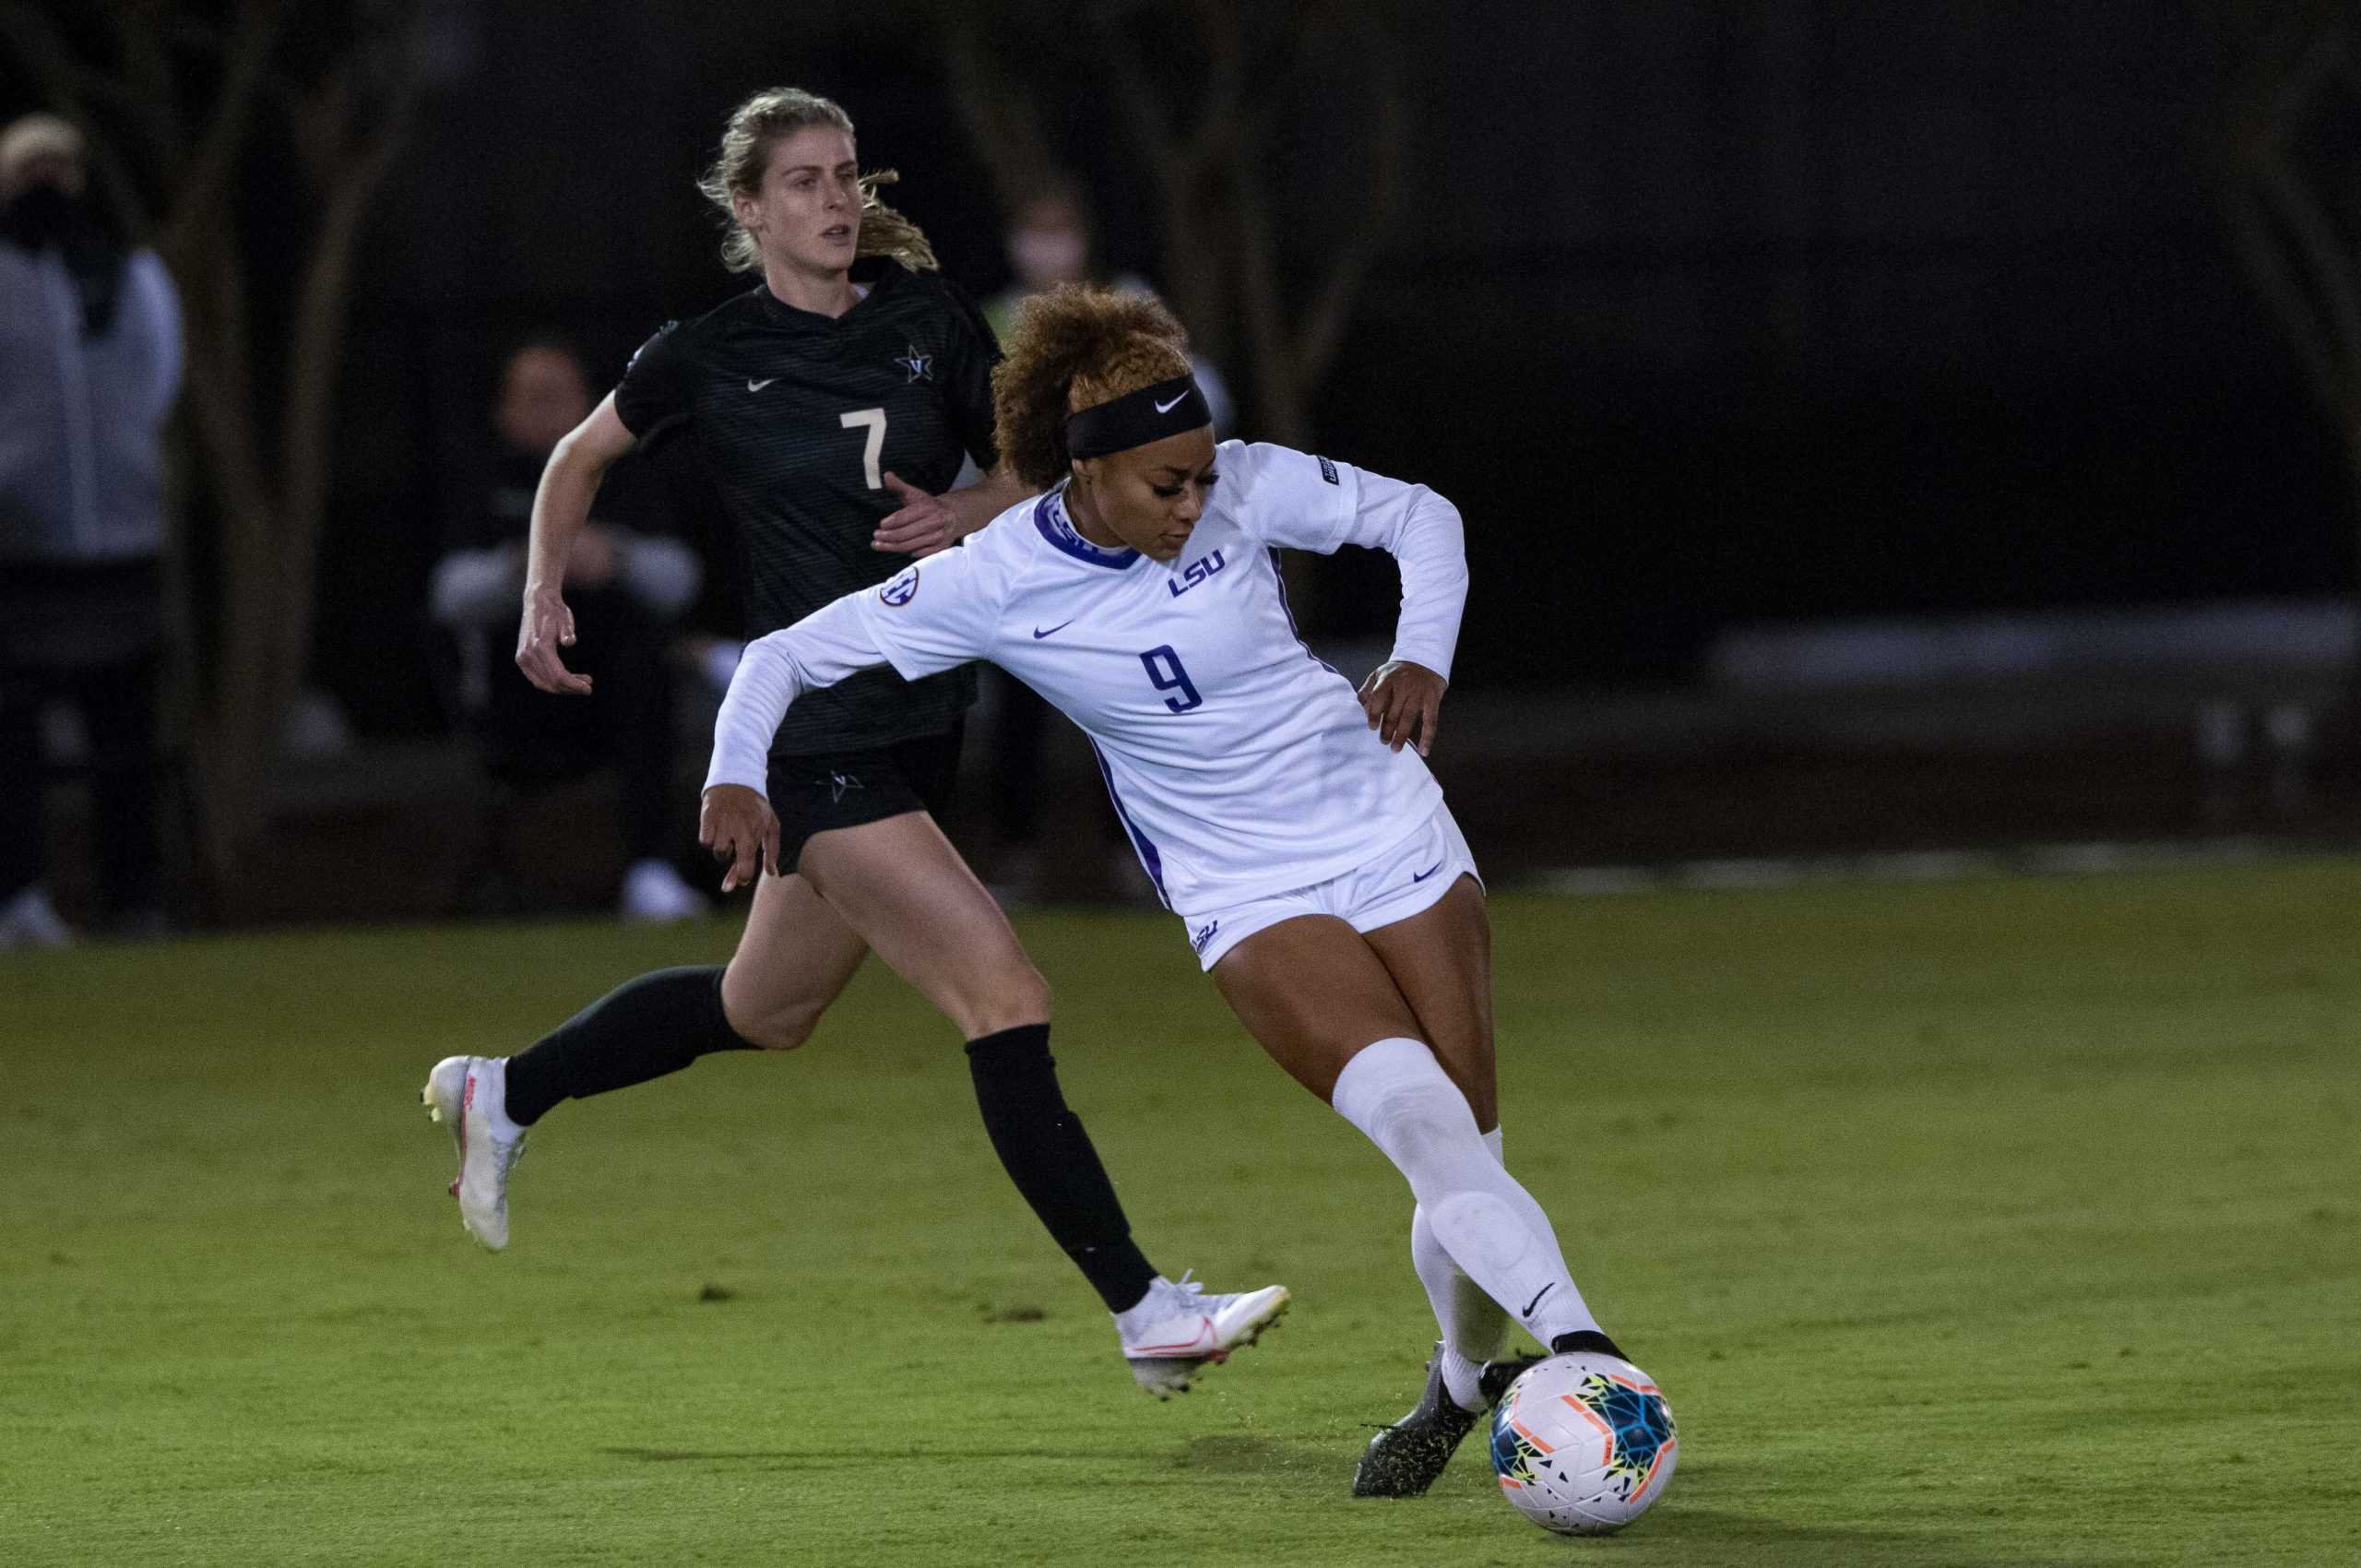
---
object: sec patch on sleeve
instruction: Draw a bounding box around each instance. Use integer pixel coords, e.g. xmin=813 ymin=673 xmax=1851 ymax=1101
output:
xmin=880 ymin=565 xmax=920 ymax=606
xmin=1317 ymin=455 xmax=1340 ymax=485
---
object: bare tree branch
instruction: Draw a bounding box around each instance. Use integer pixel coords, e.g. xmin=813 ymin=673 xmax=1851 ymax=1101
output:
xmin=2212 ymin=0 xmax=2361 ymax=606
xmin=100 ymin=0 xmax=186 ymax=152
xmin=1290 ymin=12 xmax=1410 ymax=384
xmin=1174 ymin=0 xmax=1248 ymax=179
xmin=6 ymin=0 xmax=430 ymax=886
xmin=2219 ymin=6 xmax=2361 ymax=433
xmin=2223 ymin=183 xmax=2346 ymax=406
xmin=2256 ymin=153 xmax=2361 ymax=389
xmin=1228 ymin=151 xmax=1299 ymax=443
xmin=1088 ymin=0 xmax=1183 ymax=189
xmin=165 ymin=5 xmax=293 ymax=258
xmin=940 ymin=9 xmax=1058 ymax=212
xmin=278 ymin=40 xmax=424 ymax=652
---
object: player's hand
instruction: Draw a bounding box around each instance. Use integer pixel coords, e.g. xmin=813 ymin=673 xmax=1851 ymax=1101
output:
xmin=516 ymin=588 xmax=593 ymax=695
xmin=872 ymin=471 xmax=956 ymax=557
xmin=699 ymin=784 xmax=779 ymax=894
xmin=1358 ymin=659 xmax=1447 ymax=757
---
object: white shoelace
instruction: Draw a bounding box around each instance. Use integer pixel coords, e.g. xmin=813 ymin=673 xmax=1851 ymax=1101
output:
xmin=1162 ymin=1270 xmax=1226 ymax=1311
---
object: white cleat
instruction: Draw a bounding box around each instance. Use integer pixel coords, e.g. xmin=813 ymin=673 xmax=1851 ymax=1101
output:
xmin=1118 ymin=1273 xmax=1291 ymax=1398
xmin=421 ymin=1054 xmax=526 ymax=1250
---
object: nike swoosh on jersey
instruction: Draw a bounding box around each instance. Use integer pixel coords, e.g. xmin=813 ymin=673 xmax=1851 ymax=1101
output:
xmin=746 ymin=377 xmax=777 ymax=392
xmin=1411 ymin=861 xmax=1444 ymax=883
xmin=1032 ymin=620 xmax=1076 ymax=639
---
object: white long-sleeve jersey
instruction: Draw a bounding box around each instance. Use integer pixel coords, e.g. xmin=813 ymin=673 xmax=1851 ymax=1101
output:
xmin=708 ymin=440 xmax=1468 ymax=915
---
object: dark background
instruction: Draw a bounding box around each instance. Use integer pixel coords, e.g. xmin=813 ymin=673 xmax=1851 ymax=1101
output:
xmin=7 ymin=0 xmax=2355 ymax=925
xmin=315 ymin=0 xmax=2348 ymax=735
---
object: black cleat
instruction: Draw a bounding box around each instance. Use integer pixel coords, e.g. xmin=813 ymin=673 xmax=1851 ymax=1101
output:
xmin=1548 ymin=1328 xmax=1630 ymax=1361
xmin=1354 ymin=1352 xmax=1477 ymax=1498
xmin=1354 ymin=1344 xmax=1540 ymax=1498
xmin=1477 ymin=1352 xmax=1542 ymax=1404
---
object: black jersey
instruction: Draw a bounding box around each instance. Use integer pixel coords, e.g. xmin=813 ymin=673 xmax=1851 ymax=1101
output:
xmin=613 ymin=259 xmax=996 ymax=754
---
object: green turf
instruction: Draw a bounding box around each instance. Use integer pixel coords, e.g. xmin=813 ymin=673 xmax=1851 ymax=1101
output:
xmin=5 ymin=860 xmax=2359 ymax=1566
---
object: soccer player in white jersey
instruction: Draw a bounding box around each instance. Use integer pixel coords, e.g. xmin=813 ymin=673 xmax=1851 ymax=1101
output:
xmin=701 ymin=285 xmax=1643 ymax=1496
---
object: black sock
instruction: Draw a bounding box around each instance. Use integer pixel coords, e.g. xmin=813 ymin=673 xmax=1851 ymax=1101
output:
xmin=966 ymin=1023 xmax=1158 ymax=1313
xmin=1550 ymin=1329 xmax=1627 ymax=1360
xmin=503 ymin=966 xmax=756 ymax=1126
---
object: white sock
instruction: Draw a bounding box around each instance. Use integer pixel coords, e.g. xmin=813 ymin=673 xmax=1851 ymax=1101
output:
xmin=1416 ymin=1125 xmax=1511 ymax=1410
xmin=1334 ymin=1039 xmax=1600 ymax=1352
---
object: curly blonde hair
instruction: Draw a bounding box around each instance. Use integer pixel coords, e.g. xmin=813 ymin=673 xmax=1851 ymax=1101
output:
xmin=694 ymin=87 xmax=938 ymax=274
xmin=991 ymin=285 xmax=1194 ymax=489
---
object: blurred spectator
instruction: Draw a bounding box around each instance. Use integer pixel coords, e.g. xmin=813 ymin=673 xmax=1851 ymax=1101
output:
xmin=429 ymin=337 xmax=708 ymax=922
xmin=979 ymin=178 xmax=1235 ymax=899
xmin=983 ymin=178 xmax=1234 ymax=433
xmin=0 ymin=113 xmax=180 ymax=948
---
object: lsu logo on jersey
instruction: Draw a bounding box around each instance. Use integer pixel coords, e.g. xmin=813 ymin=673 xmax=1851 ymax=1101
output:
xmin=880 ymin=565 xmax=919 ymax=607
xmin=1168 ymin=551 xmax=1227 ymax=598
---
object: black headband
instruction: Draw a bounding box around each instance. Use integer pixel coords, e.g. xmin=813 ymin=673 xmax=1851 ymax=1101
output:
xmin=1065 ymin=374 xmax=1212 ymax=460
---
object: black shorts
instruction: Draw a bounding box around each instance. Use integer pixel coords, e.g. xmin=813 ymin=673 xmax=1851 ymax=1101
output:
xmin=765 ymin=721 xmax=963 ymax=876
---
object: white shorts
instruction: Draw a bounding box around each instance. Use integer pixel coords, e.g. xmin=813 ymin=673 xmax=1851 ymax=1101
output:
xmin=1183 ymin=803 xmax=1483 ymax=971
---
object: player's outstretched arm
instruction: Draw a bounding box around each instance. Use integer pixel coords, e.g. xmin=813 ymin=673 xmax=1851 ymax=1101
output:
xmin=707 ymin=545 xmax=1001 ymax=814
xmin=516 ymin=393 xmax=636 ymax=695
xmin=705 ymin=593 xmax=893 ymax=798
xmin=1344 ymin=476 xmax=1467 ymax=682
xmin=1228 ymin=444 xmax=1469 ymax=754
xmin=1334 ymin=468 xmax=1467 ymax=757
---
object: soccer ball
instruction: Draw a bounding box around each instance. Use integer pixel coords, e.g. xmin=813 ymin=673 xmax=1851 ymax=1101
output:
xmin=1489 ymin=1351 xmax=1678 ymax=1534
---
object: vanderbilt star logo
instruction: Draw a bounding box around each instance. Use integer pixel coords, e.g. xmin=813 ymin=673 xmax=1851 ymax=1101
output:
xmin=895 ymin=345 xmax=933 ymax=383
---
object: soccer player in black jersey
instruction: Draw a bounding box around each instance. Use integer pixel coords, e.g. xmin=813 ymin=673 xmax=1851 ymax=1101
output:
xmin=421 ymin=89 xmax=1284 ymax=1396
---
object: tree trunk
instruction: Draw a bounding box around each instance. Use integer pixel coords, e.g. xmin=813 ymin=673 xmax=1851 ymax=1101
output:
xmin=1 ymin=1 xmax=425 ymax=901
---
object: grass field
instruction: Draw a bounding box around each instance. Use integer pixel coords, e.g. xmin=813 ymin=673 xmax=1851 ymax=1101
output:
xmin=5 ymin=860 xmax=2359 ymax=1566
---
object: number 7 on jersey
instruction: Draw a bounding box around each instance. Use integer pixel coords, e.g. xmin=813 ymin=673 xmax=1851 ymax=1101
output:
xmin=840 ymin=407 xmax=886 ymax=489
